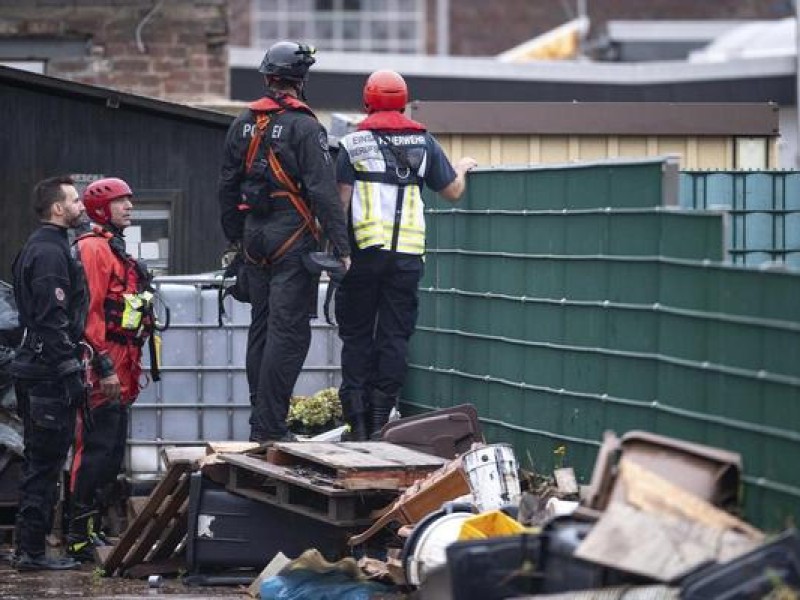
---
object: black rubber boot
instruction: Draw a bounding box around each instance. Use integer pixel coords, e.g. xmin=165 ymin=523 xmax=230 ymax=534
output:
xmin=14 ymin=552 xmax=80 ymax=571
xmin=66 ymin=508 xmax=100 ymax=563
xmin=341 ymin=390 xmax=370 ymax=442
xmin=369 ymin=389 xmax=398 ymax=440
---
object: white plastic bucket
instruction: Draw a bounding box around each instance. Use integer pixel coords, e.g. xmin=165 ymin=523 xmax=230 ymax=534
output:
xmin=404 ymin=511 xmax=473 ymax=586
xmin=462 ymin=443 xmax=521 ymax=512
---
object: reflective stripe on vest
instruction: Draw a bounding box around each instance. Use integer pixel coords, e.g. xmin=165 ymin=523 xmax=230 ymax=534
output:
xmin=341 ymin=132 xmax=427 ymax=255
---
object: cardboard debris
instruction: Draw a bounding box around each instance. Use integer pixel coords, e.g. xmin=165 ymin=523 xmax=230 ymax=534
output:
xmin=585 ymin=430 xmax=742 ymax=514
xmin=575 ymin=458 xmax=763 ymax=582
xmin=574 ymin=502 xmax=760 ymax=582
xmin=619 ymin=458 xmax=763 ymax=541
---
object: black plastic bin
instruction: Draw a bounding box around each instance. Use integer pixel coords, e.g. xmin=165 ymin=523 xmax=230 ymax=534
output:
xmin=185 ymin=472 xmax=351 ymax=572
xmin=446 ymin=515 xmax=650 ymax=600
xmin=681 ymin=529 xmax=800 ymax=599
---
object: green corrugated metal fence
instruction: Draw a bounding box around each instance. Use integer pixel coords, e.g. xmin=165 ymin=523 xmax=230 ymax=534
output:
xmin=681 ymin=171 xmax=800 ymax=268
xmin=404 ymin=159 xmax=800 ymax=530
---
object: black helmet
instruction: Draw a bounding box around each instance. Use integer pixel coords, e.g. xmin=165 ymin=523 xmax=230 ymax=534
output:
xmin=259 ymin=41 xmax=316 ymax=82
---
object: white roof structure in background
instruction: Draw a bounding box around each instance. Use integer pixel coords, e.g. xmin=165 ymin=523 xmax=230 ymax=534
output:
xmin=690 ymin=18 xmax=796 ymax=62
xmin=230 ymin=46 xmax=794 ymax=84
xmin=606 ymin=20 xmax=746 ymax=43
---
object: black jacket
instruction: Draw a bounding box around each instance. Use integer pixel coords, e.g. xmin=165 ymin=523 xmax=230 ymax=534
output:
xmin=11 ymin=224 xmax=88 ymax=379
xmin=218 ymin=95 xmax=350 ymax=259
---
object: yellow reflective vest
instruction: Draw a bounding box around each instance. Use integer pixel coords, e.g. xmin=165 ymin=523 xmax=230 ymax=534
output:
xmin=339 ymin=130 xmax=429 ymax=255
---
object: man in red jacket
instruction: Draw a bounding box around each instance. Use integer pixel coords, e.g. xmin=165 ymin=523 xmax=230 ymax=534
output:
xmin=67 ymin=177 xmax=155 ymax=561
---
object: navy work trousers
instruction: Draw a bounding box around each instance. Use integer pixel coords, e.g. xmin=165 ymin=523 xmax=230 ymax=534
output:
xmin=335 ymin=249 xmax=422 ymax=403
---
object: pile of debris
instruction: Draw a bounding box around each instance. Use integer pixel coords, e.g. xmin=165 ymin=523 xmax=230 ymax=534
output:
xmin=94 ymin=404 xmax=798 ymax=599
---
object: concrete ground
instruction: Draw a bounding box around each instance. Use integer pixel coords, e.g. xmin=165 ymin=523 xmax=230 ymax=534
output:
xmin=0 ymin=546 xmax=249 ymax=599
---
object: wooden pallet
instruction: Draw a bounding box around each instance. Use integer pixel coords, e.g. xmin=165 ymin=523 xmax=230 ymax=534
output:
xmin=102 ymin=447 xmax=206 ymax=577
xmin=266 ymin=441 xmax=445 ymax=490
xmin=220 ymin=452 xmax=395 ymax=527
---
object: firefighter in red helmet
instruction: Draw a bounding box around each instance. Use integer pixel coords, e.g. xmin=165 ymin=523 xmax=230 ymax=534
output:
xmin=67 ymin=177 xmax=156 ymax=561
xmin=335 ymin=70 xmax=477 ymax=440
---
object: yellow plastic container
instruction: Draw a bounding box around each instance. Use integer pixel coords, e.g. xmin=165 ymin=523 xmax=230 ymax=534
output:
xmin=457 ymin=510 xmax=527 ymax=540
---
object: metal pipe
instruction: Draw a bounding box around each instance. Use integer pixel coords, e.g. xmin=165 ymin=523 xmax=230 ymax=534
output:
xmin=135 ymin=0 xmax=165 ymax=54
xmin=796 ymin=0 xmax=800 ymax=167
xmin=436 ymin=0 xmax=449 ymax=56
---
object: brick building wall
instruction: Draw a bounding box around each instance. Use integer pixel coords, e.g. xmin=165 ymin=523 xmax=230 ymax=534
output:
xmin=432 ymin=0 xmax=792 ymax=56
xmin=228 ymin=0 xmax=250 ymax=47
xmin=0 ymin=0 xmax=229 ymax=101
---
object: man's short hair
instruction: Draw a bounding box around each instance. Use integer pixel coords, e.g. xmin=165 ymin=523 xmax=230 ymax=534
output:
xmin=32 ymin=175 xmax=75 ymax=219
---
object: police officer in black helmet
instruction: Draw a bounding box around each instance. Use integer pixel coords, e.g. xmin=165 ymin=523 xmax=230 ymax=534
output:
xmin=11 ymin=175 xmax=89 ymax=571
xmin=218 ymin=41 xmax=350 ymax=443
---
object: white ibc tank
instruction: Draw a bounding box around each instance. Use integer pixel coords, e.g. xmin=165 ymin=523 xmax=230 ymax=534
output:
xmin=127 ymin=275 xmax=342 ymax=478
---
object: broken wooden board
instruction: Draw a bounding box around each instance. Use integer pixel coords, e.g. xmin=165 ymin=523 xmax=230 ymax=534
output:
xmin=575 ymin=502 xmax=760 ymax=582
xmin=619 ymin=458 xmax=764 ymax=540
xmin=266 ymin=441 xmax=445 ymax=490
xmin=220 ymin=452 xmax=394 ymax=527
xmin=103 ymin=462 xmax=191 ymax=577
xmin=205 ymin=441 xmax=260 ymax=455
xmin=349 ymin=456 xmax=470 ymax=546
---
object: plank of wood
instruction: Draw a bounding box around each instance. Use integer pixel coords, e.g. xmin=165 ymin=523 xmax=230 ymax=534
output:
xmin=226 ymin=462 xmax=381 ymax=527
xmin=148 ymin=497 xmax=190 ymax=562
xmin=219 ymin=453 xmax=363 ymax=496
xmin=121 ymin=473 xmax=191 ymax=572
xmin=339 ymin=468 xmax=443 ymax=490
xmin=272 ymin=442 xmax=445 ymax=470
xmin=229 ymin=485 xmax=370 ymax=528
xmin=103 ymin=464 xmax=188 ymax=575
xmin=205 ymin=441 xmax=260 ymax=455
xmin=620 ymin=458 xmax=764 ymax=540
xmin=125 ymin=556 xmax=187 ymax=579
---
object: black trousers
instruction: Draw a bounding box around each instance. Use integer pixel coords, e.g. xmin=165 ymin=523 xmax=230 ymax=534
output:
xmin=244 ymin=255 xmax=318 ymax=441
xmin=335 ymin=249 xmax=422 ymax=407
xmin=14 ymin=378 xmax=76 ymax=556
xmin=69 ymin=400 xmax=128 ymax=532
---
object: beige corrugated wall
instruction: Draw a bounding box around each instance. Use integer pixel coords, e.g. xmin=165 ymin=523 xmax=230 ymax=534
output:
xmin=434 ymin=134 xmax=776 ymax=169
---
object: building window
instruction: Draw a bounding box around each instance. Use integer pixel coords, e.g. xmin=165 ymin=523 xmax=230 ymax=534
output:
xmin=253 ymin=0 xmax=425 ymax=54
xmin=129 ymin=202 xmax=172 ymax=275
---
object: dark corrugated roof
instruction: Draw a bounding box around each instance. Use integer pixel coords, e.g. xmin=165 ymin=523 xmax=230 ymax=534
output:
xmin=0 ymin=65 xmax=233 ymax=128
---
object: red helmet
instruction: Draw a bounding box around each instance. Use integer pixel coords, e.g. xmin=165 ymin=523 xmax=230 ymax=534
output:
xmin=83 ymin=178 xmax=133 ymax=225
xmin=363 ymin=70 xmax=408 ymax=113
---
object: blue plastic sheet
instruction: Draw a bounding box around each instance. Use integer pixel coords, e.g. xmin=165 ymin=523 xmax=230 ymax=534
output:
xmin=260 ymin=568 xmax=391 ymax=600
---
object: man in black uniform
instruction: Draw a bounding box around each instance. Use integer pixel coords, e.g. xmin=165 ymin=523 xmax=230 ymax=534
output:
xmin=218 ymin=41 xmax=350 ymax=443
xmin=11 ymin=175 xmax=88 ymax=571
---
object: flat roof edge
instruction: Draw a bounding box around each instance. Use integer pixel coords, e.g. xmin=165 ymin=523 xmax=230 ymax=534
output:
xmin=230 ymin=47 xmax=795 ymax=84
